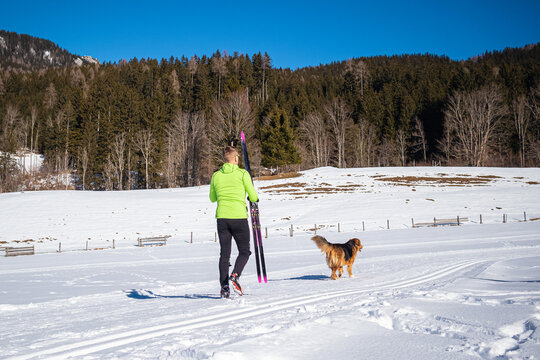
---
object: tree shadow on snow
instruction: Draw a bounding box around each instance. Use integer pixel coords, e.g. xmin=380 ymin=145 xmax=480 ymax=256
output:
xmin=125 ymin=289 xmax=221 ymax=300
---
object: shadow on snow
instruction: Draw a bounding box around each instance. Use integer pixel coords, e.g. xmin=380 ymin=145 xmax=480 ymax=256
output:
xmin=280 ymin=274 xmax=331 ymax=281
xmin=125 ymin=289 xmax=221 ymax=300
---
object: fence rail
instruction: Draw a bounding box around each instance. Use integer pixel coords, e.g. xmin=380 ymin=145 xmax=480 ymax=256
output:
xmin=2 ymin=211 xmax=538 ymax=256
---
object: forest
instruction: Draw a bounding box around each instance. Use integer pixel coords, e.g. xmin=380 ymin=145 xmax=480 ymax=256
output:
xmin=0 ymin=31 xmax=539 ymax=192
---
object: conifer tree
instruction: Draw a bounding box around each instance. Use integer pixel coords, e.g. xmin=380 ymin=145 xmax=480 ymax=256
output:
xmin=261 ymin=106 xmax=301 ymax=168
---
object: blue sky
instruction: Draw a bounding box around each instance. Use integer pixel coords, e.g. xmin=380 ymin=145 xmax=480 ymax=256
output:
xmin=1 ymin=0 xmax=539 ymax=69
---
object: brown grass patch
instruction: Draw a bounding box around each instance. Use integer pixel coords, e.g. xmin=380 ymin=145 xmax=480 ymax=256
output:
xmin=527 ymin=181 xmax=540 ymax=185
xmin=260 ymin=182 xmax=306 ymax=190
xmin=256 ymin=172 xmax=302 ymax=181
xmin=530 ymin=217 xmax=540 ymax=222
xmin=374 ymin=176 xmax=496 ymax=186
xmin=477 ymin=175 xmax=502 ymax=179
xmin=337 ymin=184 xmax=363 ymax=189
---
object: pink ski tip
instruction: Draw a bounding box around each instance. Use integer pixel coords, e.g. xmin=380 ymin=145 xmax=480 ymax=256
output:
xmin=257 ymin=275 xmax=262 ymax=283
xmin=240 ymin=131 xmax=246 ymax=142
xmin=264 ymin=277 xmax=268 ymax=284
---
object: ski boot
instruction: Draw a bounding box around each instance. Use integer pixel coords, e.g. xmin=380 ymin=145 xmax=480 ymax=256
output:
xmin=220 ymin=284 xmax=230 ymax=299
xmin=229 ymin=273 xmax=243 ymax=296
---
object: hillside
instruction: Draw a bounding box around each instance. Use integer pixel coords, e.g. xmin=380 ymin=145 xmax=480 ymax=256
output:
xmin=0 ymin=30 xmax=98 ymax=72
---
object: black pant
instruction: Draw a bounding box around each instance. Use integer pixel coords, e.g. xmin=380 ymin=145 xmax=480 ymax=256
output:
xmin=217 ymin=218 xmax=252 ymax=286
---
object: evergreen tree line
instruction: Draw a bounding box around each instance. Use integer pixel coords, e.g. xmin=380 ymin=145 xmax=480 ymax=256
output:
xmin=0 ymin=44 xmax=539 ymax=192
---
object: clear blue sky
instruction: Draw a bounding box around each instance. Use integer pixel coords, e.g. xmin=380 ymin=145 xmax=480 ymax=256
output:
xmin=1 ymin=0 xmax=539 ymax=69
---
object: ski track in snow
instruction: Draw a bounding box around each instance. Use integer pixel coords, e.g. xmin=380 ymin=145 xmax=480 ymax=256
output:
xmin=11 ymin=259 xmax=487 ymax=359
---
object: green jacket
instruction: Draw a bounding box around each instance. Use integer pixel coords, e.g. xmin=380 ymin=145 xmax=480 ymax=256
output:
xmin=209 ymin=163 xmax=259 ymax=219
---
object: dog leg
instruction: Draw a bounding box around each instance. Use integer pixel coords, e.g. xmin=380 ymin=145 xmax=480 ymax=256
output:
xmin=347 ymin=265 xmax=354 ymax=278
xmin=338 ymin=266 xmax=343 ymax=278
xmin=331 ymin=268 xmax=338 ymax=280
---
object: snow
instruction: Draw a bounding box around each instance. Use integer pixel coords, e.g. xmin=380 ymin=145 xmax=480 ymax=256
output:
xmin=81 ymin=55 xmax=99 ymax=64
xmin=1 ymin=166 xmax=539 ymax=359
xmin=0 ymin=150 xmax=44 ymax=173
xmin=74 ymin=56 xmax=99 ymax=66
xmin=43 ymin=50 xmax=52 ymax=63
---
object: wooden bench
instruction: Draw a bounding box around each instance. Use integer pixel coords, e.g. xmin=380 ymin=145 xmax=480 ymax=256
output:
xmin=413 ymin=217 xmax=468 ymax=228
xmin=137 ymin=236 xmax=170 ymax=247
xmin=5 ymin=246 xmax=35 ymax=257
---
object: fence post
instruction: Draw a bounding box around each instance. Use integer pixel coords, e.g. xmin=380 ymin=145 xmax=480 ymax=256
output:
xmin=58 ymin=242 xmax=61 ymax=253
xmin=338 ymin=223 xmax=341 ymax=232
xmin=480 ymin=214 xmax=483 ymax=224
xmin=86 ymin=241 xmax=88 ymax=251
xmin=265 ymin=227 xmax=268 ymax=239
xmin=434 ymin=217 xmax=437 ymax=227
xmin=503 ymin=214 xmax=506 ymax=223
xmin=457 ymin=216 xmax=460 ymax=226
xmin=314 ymin=224 xmax=317 ymax=235
xmin=362 ymin=221 xmax=365 ymax=231
xmin=387 ymin=220 xmax=390 ymax=229
xmin=411 ymin=218 xmax=415 ymax=228
xmin=524 ymin=211 xmax=527 ymax=222
xmin=191 ymin=232 xmax=193 ymax=243
xmin=290 ymin=224 xmax=293 ymax=237
xmin=113 ymin=239 xmax=115 ymax=249
xmin=215 ymin=232 xmax=217 ymax=242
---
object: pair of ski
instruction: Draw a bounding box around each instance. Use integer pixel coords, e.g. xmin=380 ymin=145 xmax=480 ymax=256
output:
xmin=240 ymin=131 xmax=268 ymax=284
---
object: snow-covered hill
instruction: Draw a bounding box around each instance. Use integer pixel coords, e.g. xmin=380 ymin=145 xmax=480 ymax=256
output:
xmin=1 ymin=167 xmax=539 ymax=359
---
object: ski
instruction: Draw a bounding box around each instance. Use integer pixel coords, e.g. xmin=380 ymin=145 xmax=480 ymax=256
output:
xmin=240 ymin=131 xmax=268 ymax=283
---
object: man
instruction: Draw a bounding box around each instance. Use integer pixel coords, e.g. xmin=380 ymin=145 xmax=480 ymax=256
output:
xmin=210 ymin=146 xmax=258 ymax=298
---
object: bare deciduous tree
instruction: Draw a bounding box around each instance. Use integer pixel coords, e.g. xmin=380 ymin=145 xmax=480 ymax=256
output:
xmin=188 ymin=56 xmax=198 ymax=86
xmin=437 ymin=120 xmax=454 ymax=164
xmin=103 ymin=155 xmax=115 ymax=191
xmin=396 ymin=128 xmax=408 ymax=166
xmin=44 ymin=82 xmax=57 ymax=109
xmin=353 ymin=117 xmax=377 ymax=167
xmin=135 ymin=130 xmax=155 ymax=189
xmin=165 ymin=111 xmax=189 ymax=187
xmin=209 ymin=89 xmax=256 ymax=167
xmin=81 ymin=147 xmax=88 ymax=190
xmin=299 ymin=112 xmax=331 ymax=167
xmin=170 ymin=69 xmax=181 ymax=96
xmin=412 ymin=116 xmax=428 ymax=163
xmin=262 ymin=53 xmax=271 ymax=102
xmin=1 ymin=104 xmax=20 ymax=152
xmin=211 ymin=55 xmax=228 ymax=100
xmin=324 ymin=98 xmax=352 ymax=168
xmin=29 ymin=106 xmax=38 ymax=175
xmin=444 ymin=85 xmax=507 ymax=166
xmin=512 ymin=95 xmax=530 ymax=167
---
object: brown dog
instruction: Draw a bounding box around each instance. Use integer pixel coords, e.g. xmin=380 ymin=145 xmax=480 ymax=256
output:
xmin=311 ymin=235 xmax=363 ymax=280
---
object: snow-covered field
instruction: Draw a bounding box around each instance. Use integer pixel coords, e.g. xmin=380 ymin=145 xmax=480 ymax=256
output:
xmin=1 ymin=167 xmax=540 ymax=359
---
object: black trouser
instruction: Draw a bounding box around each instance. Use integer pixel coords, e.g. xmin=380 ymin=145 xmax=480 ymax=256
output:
xmin=217 ymin=218 xmax=252 ymax=286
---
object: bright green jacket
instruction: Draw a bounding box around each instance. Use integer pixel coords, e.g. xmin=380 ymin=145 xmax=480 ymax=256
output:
xmin=209 ymin=163 xmax=259 ymax=219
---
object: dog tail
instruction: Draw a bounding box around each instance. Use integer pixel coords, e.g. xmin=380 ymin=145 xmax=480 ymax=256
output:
xmin=311 ymin=235 xmax=332 ymax=253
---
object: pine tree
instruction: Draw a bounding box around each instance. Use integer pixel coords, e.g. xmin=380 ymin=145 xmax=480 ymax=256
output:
xmin=261 ymin=106 xmax=301 ymax=168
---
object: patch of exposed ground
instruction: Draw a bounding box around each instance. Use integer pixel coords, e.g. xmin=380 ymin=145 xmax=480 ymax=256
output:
xmin=255 ymin=172 xmax=302 ymax=181
xmin=373 ymin=175 xmax=499 ymax=186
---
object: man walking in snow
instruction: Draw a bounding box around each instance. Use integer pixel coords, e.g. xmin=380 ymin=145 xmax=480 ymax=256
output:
xmin=210 ymin=146 xmax=258 ymax=298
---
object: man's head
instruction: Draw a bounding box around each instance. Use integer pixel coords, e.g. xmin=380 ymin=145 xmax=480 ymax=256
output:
xmin=223 ymin=146 xmax=239 ymax=165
